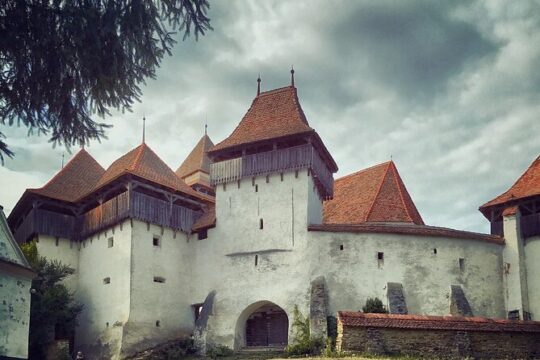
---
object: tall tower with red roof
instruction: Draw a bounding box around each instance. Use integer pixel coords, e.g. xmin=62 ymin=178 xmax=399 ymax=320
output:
xmin=480 ymin=155 xmax=540 ymax=320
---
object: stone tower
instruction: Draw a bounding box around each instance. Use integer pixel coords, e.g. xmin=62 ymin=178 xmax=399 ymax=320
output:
xmin=480 ymin=155 xmax=540 ymax=320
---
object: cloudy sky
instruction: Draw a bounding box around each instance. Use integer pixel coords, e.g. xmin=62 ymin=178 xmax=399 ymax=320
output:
xmin=1 ymin=0 xmax=539 ymax=234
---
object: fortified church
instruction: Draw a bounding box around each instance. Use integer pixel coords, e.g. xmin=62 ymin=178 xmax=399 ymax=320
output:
xmin=6 ymin=72 xmax=540 ymax=359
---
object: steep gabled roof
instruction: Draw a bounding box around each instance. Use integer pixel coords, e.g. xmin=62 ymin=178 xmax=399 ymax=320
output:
xmin=210 ymin=86 xmax=314 ymax=153
xmin=176 ymin=134 xmax=214 ymax=178
xmin=94 ymin=143 xmax=210 ymax=201
xmin=28 ymin=149 xmax=105 ymax=202
xmin=323 ymin=161 xmax=424 ymax=225
xmin=480 ymin=155 xmax=540 ymax=211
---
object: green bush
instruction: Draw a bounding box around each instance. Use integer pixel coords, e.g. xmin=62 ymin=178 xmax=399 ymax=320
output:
xmin=285 ymin=305 xmax=324 ymax=356
xmin=362 ymin=297 xmax=388 ymax=314
xmin=206 ymin=344 xmax=233 ymax=359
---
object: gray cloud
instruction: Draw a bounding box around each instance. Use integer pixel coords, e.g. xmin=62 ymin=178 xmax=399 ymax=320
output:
xmin=1 ymin=0 xmax=539 ymax=234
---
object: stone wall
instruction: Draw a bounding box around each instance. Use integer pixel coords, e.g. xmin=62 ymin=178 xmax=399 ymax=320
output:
xmin=337 ymin=312 xmax=540 ymax=359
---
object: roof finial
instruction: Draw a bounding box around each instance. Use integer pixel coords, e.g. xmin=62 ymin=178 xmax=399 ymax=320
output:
xmin=61 ymin=152 xmax=65 ymax=169
xmin=257 ymin=74 xmax=261 ymax=96
xmin=142 ymin=115 xmax=146 ymax=143
xmin=205 ymin=114 xmax=208 ymax=136
xmin=290 ymin=65 xmax=295 ymax=87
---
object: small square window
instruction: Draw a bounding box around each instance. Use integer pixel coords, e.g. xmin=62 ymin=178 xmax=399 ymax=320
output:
xmin=108 ymin=237 xmax=114 ymax=248
xmin=339 ymin=245 xmax=344 ymax=251
xmin=377 ymin=252 xmax=384 ymax=260
xmin=103 ymin=277 xmax=111 ymax=285
xmin=155 ymin=320 xmax=161 ymax=327
xmin=153 ymin=236 xmax=160 ymax=247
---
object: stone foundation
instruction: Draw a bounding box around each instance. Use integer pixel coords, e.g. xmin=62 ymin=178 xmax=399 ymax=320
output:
xmin=337 ymin=312 xmax=540 ymax=359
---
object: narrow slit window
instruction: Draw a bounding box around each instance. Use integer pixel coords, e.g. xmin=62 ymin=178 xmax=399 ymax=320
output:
xmin=153 ymin=276 xmax=166 ymax=283
xmin=255 ymin=184 xmax=258 ymax=192
xmin=266 ymin=175 xmax=269 ymax=183
xmin=103 ymin=277 xmax=111 ymax=285
xmin=55 ymin=237 xmax=59 ymax=246
xmin=108 ymin=237 xmax=114 ymax=248
xmin=433 ymin=248 xmax=437 ymax=255
xmin=280 ymin=173 xmax=284 ymax=181
xmin=259 ymin=218 xmax=264 ymax=229
xmin=153 ymin=236 xmax=160 ymax=247
xmin=339 ymin=245 xmax=344 ymax=251
xmin=255 ymin=255 xmax=258 ymax=266
xmin=377 ymin=252 xmax=384 ymax=268
xmin=295 ymin=170 xmax=299 ymax=178
xmin=459 ymin=258 xmax=465 ymax=272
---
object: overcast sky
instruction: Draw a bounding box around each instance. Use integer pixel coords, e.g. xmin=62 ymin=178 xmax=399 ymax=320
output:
xmin=1 ymin=0 xmax=539 ymax=234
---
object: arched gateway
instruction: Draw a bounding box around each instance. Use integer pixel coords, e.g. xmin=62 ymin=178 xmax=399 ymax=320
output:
xmin=235 ymin=301 xmax=289 ymax=349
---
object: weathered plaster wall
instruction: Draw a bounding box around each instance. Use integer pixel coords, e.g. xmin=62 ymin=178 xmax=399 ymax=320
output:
xmin=502 ymin=213 xmax=530 ymax=318
xmin=0 ymin=272 xmax=32 ymax=359
xmin=36 ymin=235 xmax=79 ymax=292
xmin=189 ymin=169 xmax=322 ymax=349
xmin=308 ymin=231 xmax=505 ymax=318
xmin=525 ymin=236 xmax=540 ymax=320
xmin=122 ymin=220 xmax=195 ymax=356
xmin=76 ymin=220 xmax=132 ymax=359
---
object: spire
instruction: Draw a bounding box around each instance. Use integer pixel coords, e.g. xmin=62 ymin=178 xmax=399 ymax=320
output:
xmin=142 ymin=116 xmax=146 ymax=143
xmin=290 ymin=66 xmax=295 ymax=87
xmin=257 ymin=74 xmax=261 ymax=96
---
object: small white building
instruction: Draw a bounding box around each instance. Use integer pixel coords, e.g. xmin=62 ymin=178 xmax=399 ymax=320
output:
xmin=0 ymin=205 xmax=34 ymax=360
xmin=6 ymin=74 xmax=540 ymax=359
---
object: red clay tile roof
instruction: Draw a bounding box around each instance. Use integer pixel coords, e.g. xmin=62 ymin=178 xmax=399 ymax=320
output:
xmin=338 ymin=312 xmax=540 ymax=332
xmin=323 ymin=161 xmax=424 ymax=225
xmin=94 ymin=143 xmax=212 ymax=202
xmin=481 ymin=155 xmax=540 ymax=211
xmin=309 ymin=223 xmax=503 ymax=244
xmin=28 ymin=149 xmax=105 ymax=202
xmin=192 ymin=204 xmax=216 ymax=231
xmin=210 ymin=86 xmax=314 ymax=152
xmin=176 ymin=134 xmax=214 ymax=178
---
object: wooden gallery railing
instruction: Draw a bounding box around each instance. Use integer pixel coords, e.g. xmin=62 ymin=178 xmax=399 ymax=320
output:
xmin=13 ymin=191 xmax=201 ymax=243
xmin=210 ymin=144 xmax=334 ymax=198
xmin=490 ymin=213 xmax=540 ymax=238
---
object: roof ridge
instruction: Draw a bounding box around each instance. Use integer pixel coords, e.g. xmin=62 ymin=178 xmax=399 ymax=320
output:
xmin=389 ymin=161 xmax=414 ymax=223
xmin=257 ymin=85 xmax=294 ymax=97
xmin=33 ymin=149 xmax=97 ymax=191
xmin=131 ymin=143 xmax=147 ymax=171
xmin=365 ymin=161 xmax=392 ymax=222
xmin=335 ymin=161 xmax=392 ymax=183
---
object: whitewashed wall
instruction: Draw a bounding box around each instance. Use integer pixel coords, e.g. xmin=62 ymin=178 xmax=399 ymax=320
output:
xmin=307 ymin=231 xmax=506 ymax=318
xmin=121 ymin=221 xmax=195 ymax=355
xmin=36 ymin=235 xmax=79 ymax=292
xmin=0 ymin=273 xmax=32 ymax=359
xmin=525 ymin=236 xmax=540 ymax=320
xmin=76 ymin=220 xmax=132 ymax=359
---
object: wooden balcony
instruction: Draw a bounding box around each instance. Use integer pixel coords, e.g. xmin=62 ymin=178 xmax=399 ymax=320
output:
xmin=210 ymin=144 xmax=334 ymax=198
xmin=13 ymin=191 xmax=201 ymax=243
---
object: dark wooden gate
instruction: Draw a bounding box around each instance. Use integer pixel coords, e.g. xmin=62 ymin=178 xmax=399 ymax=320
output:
xmin=245 ymin=305 xmax=288 ymax=347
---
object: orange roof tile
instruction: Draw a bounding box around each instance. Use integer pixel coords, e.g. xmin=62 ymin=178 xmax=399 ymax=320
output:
xmin=338 ymin=312 xmax=540 ymax=332
xmin=192 ymin=204 xmax=216 ymax=231
xmin=94 ymin=143 xmax=212 ymax=202
xmin=210 ymin=86 xmax=314 ymax=153
xmin=28 ymin=149 xmax=105 ymax=202
xmin=323 ymin=161 xmax=424 ymax=225
xmin=481 ymin=155 xmax=540 ymax=211
xmin=309 ymin=223 xmax=503 ymax=244
xmin=176 ymin=134 xmax=214 ymax=178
